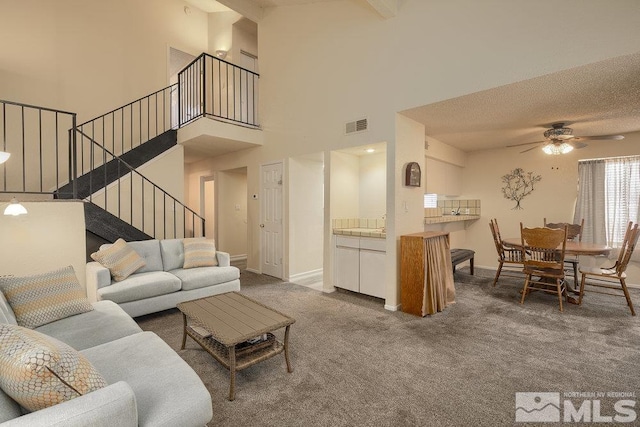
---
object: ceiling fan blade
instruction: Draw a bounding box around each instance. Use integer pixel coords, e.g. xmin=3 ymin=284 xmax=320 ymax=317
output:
xmin=507 ymin=140 xmax=545 ymax=148
xmin=520 ymin=145 xmax=542 ymax=153
xmin=574 ymin=135 xmax=625 ymax=141
xmin=569 ymin=141 xmax=588 ymax=150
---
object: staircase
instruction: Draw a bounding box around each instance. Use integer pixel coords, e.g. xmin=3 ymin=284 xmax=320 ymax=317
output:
xmin=0 ymin=51 xmax=260 ymax=256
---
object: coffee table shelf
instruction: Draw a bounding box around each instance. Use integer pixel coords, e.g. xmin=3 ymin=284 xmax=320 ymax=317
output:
xmin=177 ymin=292 xmax=295 ymax=401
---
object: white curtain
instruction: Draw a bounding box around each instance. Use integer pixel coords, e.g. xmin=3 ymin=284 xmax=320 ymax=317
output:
xmin=575 ymin=156 xmax=640 ymax=261
xmin=574 ymin=160 xmax=606 ymax=245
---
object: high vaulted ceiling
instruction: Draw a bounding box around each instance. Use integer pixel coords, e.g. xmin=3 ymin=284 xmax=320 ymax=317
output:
xmin=188 ymin=0 xmax=397 ymax=21
xmin=401 ymin=52 xmax=640 ymax=153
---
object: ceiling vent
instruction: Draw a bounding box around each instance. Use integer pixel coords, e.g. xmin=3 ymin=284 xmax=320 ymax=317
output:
xmin=345 ymin=118 xmax=368 ymax=135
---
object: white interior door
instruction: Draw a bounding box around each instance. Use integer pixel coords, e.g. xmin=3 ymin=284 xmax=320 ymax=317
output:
xmin=260 ymin=161 xmax=283 ymax=278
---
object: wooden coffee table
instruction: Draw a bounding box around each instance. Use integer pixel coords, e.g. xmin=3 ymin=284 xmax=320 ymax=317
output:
xmin=177 ymin=292 xmax=295 ymax=401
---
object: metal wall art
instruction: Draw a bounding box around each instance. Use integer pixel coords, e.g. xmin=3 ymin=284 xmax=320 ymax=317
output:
xmin=501 ymin=168 xmax=542 ymax=210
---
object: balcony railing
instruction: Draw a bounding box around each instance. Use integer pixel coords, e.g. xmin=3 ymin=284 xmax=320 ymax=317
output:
xmin=179 ymin=52 xmax=259 ymax=128
xmin=0 ymin=99 xmax=77 ymax=197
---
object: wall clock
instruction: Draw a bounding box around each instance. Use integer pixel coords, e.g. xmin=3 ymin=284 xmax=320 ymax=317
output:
xmin=405 ymin=162 xmax=421 ymax=187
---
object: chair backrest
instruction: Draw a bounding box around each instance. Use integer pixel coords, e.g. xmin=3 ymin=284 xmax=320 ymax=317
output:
xmin=489 ymin=220 xmax=504 ymax=258
xmin=616 ymin=222 xmax=639 ymax=275
xmin=520 ymin=223 xmax=567 ymax=274
xmin=544 ymin=218 xmax=584 ymax=242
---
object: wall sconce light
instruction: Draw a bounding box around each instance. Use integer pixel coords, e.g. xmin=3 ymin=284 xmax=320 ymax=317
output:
xmin=215 ymin=50 xmax=228 ymax=60
xmin=4 ymin=198 xmax=27 ymax=216
xmin=0 ymin=151 xmax=10 ymax=164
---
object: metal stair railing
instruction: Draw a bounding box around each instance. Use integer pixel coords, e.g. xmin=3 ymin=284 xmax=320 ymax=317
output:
xmin=75 ymin=128 xmax=204 ymax=239
xmin=75 ymin=84 xmax=178 ymax=176
xmin=0 ymin=99 xmax=78 ymax=197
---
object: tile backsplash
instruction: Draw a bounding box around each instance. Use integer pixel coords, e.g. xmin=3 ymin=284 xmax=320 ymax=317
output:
xmin=437 ymin=199 xmax=481 ymax=216
xmin=332 ymin=218 xmax=385 ymax=229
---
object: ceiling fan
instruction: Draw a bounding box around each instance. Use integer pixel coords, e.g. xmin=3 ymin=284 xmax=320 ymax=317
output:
xmin=508 ymin=122 xmax=625 ymax=154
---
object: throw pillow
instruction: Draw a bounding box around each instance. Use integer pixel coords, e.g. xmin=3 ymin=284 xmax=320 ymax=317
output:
xmin=0 ymin=266 xmax=93 ymax=329
xmin=91 ymin=238 xmax=146 ymax=281
xmin=183 ymin=238 xmax=218 ymax=269
xmin=0 ymin=323 xmax=107 ymax=412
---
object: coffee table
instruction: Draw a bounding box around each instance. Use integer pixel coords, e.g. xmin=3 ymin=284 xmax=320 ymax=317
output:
xmin=177 ymin=292 xmax=295 ymax=401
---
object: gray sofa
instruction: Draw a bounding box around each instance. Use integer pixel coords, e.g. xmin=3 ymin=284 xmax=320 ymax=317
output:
xmin=86 ymin=238 xmax=241 ymax=317
xmin=0 ymin=294 xmax=213 ymax=426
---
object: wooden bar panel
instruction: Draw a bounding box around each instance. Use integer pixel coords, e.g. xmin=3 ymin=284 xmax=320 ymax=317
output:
xmin=400 ymin=231 xmax=451 ymax=317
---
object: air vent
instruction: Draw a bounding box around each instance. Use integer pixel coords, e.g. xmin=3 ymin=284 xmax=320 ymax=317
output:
xmin=345 ymin=118 xmax=368 ymax=135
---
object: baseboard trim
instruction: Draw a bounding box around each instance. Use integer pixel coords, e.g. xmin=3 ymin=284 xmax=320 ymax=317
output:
xmin=245 ymin=268 xmax=260 ymax=274
xmin=384 ymin=304 xmax=400 ymax=312
xmin=230 ymin=254 xmax=247 ymax=262
xmin=288 ymin=268 xmax=323 ymax=283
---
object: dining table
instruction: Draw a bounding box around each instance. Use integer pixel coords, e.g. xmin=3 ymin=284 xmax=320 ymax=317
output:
xmin=501 ymin=237 xmax=612 ymax=304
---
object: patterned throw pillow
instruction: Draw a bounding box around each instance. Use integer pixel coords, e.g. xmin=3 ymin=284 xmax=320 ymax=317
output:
xmin=183 ymin=238 xmax=218 ymax=269
xmin=90 ymin=238 xmax=146 ymax=281
xmin=0 ymin=323 xmax=107 ymax=412
xmin=0 ymin=266 xmax=93 ymax=329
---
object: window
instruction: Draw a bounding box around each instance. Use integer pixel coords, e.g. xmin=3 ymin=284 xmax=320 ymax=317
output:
xmin=575 ymin=155 xmax=640 ymax=247
xmin=424 ymin=193 xmax=437 ymax=208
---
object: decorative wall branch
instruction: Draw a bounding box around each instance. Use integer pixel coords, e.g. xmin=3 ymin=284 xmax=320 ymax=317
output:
xmin=501 ymin=168 xmax=542 ymax=210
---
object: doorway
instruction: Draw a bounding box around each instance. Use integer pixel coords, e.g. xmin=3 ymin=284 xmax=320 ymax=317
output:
xmin=200 ymin=175 xmax=216 ymax=241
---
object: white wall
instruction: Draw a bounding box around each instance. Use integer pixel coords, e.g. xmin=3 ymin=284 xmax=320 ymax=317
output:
xmin=0 ymin=201 xmax=87 ymax=291
xmin=288 ymin=155 xmax=324 ymax=278
xmin=208 ymin=11 xmax=242 ymax=55
xmin=329 ymin=151 xmax=360 ymax=219
xmin=216 ymin=168 xmax=247 ymax=257
xmin=359 ymin=151 xmax=386 ymax=218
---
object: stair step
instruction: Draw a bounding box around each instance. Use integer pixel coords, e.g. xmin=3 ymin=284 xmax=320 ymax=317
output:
xmin=84 ymin=202 xmax=152 ymax=243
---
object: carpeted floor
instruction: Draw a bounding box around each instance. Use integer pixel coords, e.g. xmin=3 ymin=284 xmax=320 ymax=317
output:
xmin=136 ymin=268 xmax=640 ymax=427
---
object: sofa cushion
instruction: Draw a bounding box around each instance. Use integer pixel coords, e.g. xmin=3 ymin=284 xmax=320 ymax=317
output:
xmin=97 ymin=272 xmax=181 ymax=304
xmin=118 ymin=240 xmax=163 ymax=274
xmin=91 ymin=239 xmax=146 ymax=282
xmin=0 ymin=266 xmax=93 ymax=329
xmin=35 ymin=301 xmax=142 ymax=351
xmin=170 ymin=266 xmax=240 ymax=291
xmin=0 ymin=324 xmax=107 ymax=412
xmin=82 ymin=331 xmax=212 ymax=427
xmin=159 ymin=239 xmax=184 ymax=271
xmin=183 ymin=238 xmax=218 ymax=268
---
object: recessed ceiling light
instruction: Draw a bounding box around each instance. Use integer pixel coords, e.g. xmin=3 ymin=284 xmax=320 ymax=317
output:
xmin=365 ymin=148 xmax=375 ymax=153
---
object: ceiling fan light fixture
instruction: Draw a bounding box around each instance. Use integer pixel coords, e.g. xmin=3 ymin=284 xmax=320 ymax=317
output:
xmin=544 ymin=127 xmax=573 ymax=140
xmin=542 ymin=141 xmax=574 ymax=155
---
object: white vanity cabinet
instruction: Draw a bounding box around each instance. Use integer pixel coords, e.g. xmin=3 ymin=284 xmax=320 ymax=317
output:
xmin=334 ymin=235 xmax=386 ymax=298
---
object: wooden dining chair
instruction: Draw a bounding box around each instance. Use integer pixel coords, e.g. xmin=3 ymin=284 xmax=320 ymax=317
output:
xmin=544 ymin=218 xmax=584 ymax=286
xmin=578 ymin=222 xmax=639 ymax=316
xmin=520 ymin=223 xmax=568 ymax=311
xmin=489 ymin=219 xmax=524 ymax=287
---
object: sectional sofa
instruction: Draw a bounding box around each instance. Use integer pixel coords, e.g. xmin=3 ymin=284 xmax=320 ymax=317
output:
xmin=86 ymin=238 xmax=241 ymax=317
xmin=0 ymin=294 xmax=213 ymax=426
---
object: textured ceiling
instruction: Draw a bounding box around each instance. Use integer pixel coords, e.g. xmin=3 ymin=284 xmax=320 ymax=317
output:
xmin=401 ymin=52 xmax=640 ymax=153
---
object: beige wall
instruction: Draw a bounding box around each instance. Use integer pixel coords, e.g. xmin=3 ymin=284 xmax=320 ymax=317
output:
xmin=288 ymin=155 xmax=324 ymax=278
xmin=0 ymin=201 xmax=87 ymax=291
xmin=91 ymin=146 xmax=188 ymax=238
xmin=0 ymin=0 xmax=209 ymax=121
xmin=216 ymin=168 xmax=247 ymax=257
xmin=208 ymin=11 xmax=242 ymax=56
xmin=359 ymin=151 xmax=386 ymax=219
